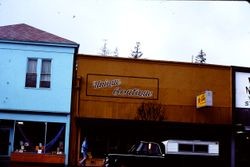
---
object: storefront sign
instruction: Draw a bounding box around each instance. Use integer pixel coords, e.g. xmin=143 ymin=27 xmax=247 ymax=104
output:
xmin=235 ymin=72 xmax=250 ymax=108
xmin=196 ymin=90 xmax=213 ymax=108
xmin=87 ymin=74 xmax=159 ymax=99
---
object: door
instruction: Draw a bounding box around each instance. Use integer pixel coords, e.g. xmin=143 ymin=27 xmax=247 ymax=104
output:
xmin=0 ymin=128 xmax=10 ymax=156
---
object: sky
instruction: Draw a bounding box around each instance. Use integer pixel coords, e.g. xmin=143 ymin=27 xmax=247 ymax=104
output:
xmin=1 ymin=0 xmax=250 ymax=67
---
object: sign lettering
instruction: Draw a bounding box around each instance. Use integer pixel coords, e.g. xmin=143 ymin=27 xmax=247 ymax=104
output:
xmin=196 ymin=90 xmax=213 ymax=109
xmin=112 ymin=87 xmax=153 ymax=97
xmin=87 ymin=74 xmax=158 ymax=99
xmin=93 ymin=79 xmax=121 ymax=89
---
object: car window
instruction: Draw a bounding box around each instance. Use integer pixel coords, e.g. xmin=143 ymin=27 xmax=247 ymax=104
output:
xmin=149 ymin=143 xmax=161 ymax=155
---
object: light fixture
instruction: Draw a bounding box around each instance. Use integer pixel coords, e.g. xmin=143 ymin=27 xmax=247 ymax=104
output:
xmin=236 ymin=131 xmax=244 ymax=134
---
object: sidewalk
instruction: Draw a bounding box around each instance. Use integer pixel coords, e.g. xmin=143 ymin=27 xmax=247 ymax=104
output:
xmin=85 ymin=158 xmax=104 ymax=167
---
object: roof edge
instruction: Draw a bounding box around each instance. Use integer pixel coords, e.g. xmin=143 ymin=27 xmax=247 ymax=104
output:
xmin=0 ymin=39 xmax=79 ymax=48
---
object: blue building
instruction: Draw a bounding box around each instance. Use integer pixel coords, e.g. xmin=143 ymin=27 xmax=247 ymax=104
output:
xmin=0 ymin=24 xmax=79 ymax=165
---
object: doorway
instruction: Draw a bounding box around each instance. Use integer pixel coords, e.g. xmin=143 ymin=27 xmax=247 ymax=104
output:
xmin=0 ymin=128 xmax=10 ymax=157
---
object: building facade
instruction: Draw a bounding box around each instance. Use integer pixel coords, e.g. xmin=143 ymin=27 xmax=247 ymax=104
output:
xmin=0 ymin=24 xmax=78 ymax=165
xmin=70 ymin=54 xmax=232 ymax=166
xmin=232 ymin=67 xmax=250 ymax=167
xmin=1 ymin=24 xmax=249 ymax=167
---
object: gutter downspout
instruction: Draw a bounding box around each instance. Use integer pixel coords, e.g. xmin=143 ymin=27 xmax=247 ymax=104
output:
xmin=68 ymin=44 xmax=80 ymax=166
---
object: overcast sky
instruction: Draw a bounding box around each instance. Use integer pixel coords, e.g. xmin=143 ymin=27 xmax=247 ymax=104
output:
xmin=1 ymin=0 xmax=250 ymax=67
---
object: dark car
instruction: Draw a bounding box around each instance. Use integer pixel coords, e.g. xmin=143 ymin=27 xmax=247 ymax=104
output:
xmin=103 ymin=141 xmax=165 ymax=167
xmin=103 ymin=139 xmax=222 ymax=167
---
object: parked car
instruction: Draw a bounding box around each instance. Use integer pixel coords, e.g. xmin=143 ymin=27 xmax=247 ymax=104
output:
xmin=103 ymin=140 xmax=220 ymax=167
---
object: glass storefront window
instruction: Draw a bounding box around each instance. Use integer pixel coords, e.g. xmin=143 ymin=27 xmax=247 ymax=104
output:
xmin=14 ymin=121 xmax=45 ymax=153
xmin=46 ymin=123 xmax=65 ymax=154
xmin=14 ymin=121 xmax=65 ymax=154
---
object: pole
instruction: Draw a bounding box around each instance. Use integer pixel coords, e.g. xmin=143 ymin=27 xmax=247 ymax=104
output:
xmin=44 ymin=122 xmax=47 ymax=153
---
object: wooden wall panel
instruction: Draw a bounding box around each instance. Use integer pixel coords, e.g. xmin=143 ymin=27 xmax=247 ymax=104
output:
xmin=75 ymin=55 xmax=232 ymax=124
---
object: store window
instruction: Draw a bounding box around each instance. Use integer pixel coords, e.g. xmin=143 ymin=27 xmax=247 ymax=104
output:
xmin=14 ymin=121 xmax=65 ymax=154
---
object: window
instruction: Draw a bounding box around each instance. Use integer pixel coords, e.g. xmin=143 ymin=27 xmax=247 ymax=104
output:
xmin=40 ymin=59 xmax=51 ymax=88
xmin=179 ymin=144 xmax=193 ymax=152
xmin=149 ymin=143 xmax=161 ymax=155
xmin=194 ymin=144 xmax=208 ymax=153
xmin=25 ymin=58 xmax=38 ymax=88
xmin=25 ymin=58 xmax=52 ymax=88
xmin=14 ymin=121 xmax=65 ymax=154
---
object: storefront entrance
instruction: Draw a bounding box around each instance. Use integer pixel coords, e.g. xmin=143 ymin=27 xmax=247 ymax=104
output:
xmin=235 ymin=127 xmax=250 ymax=167
xmin=0 ymin=112 xmax=71 ymax=165
xmin=0 ymin=120 xmax=14 ymax=158
xmin=0 ymin=128 xmax=10 ymax=157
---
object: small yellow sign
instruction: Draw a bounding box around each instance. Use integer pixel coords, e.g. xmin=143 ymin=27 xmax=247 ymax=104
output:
xmin=196 ymin=91 xmax=213 ymax=108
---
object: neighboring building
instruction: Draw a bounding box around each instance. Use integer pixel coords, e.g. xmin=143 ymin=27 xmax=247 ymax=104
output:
xmin=0 ymin=24 xmax=79 ymax=165
xmin=232 ymin=66 xmax=250 ymax=167
xmin=70 ymin=54 xmax=232 ymax=166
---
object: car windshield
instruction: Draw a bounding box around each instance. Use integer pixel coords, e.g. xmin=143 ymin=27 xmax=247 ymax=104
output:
xmin=128 ymin=141 xmax=162 ymax=155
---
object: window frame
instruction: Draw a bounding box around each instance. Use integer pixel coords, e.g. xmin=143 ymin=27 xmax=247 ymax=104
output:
xmin=39 ymin=59 xmax=52 ymax=88
xmin=25 ymin=58 xmax=38 ymax=88
xmin=25 ymin=58 xmax=52 ymax=89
